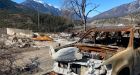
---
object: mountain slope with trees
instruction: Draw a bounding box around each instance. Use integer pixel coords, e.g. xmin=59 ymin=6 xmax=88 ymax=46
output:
xmin=0 ymin=0 xmax=74 ymax=32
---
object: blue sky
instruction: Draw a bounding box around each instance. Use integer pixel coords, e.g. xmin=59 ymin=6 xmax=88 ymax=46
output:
xmin=12 ymin=0 xmax=134 ymax=17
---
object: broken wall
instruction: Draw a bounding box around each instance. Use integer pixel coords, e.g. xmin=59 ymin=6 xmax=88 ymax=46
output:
xmin=0 ymin=28 xmax=7 ymax=36
xmin=7 ymin=28 xmax=33 ymax=38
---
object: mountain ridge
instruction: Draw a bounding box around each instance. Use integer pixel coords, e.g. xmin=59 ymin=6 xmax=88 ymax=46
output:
xmin=0 ymin=0 xmax=36 ymax=14
xmin=21 ymin=0 xmax=61 ymax=16
xmin=92 ymin=0 xmax=140 ymax=20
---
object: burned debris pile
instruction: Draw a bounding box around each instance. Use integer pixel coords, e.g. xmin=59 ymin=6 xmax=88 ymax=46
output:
xmin=49 ymin=25 xmax=140 ymax=75
xmin=1 ymin=35 xmax=34 ymax=48
xmin=0 ymin=33 xmax=40 ymax=75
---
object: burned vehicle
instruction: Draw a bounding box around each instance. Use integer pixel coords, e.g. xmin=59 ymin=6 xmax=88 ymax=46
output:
xmin=50 ymin=26 xmax=140 ymax=75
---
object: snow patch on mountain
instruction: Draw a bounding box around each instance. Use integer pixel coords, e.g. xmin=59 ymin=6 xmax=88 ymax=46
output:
xmin=33 ymin=0 xmax=44 ymax=4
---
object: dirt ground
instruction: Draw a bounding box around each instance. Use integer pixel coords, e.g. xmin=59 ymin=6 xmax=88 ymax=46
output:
xmin=15 ymin=45 xmax=55 ymax=75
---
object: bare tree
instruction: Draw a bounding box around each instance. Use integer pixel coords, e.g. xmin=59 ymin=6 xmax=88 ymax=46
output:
xmin=63 ymin=0 xmax=99 ymax=31
xmin=61 ymin=9 xmax=73 ymax=20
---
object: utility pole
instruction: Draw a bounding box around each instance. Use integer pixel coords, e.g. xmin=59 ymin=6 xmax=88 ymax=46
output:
xmin=37 ymin=3 xmax=40 ymax=32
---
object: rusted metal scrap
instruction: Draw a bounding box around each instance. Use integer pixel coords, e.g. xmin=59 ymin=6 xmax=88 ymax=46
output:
xmin=52 ymin=25 xmax=140 ymax=75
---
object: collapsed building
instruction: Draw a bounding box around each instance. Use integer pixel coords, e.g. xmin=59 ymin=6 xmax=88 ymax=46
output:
xmin=0 ymin=28 xmax=34 ymax=48
xmin=0 ymin=28 xmax=40 ymax=75
xmin=1 ymin=26 xmax=140 ymax=75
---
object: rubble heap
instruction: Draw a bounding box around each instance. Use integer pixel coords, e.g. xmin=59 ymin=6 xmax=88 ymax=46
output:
xmin=0 ymin=34 xmax=35 ymax=49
